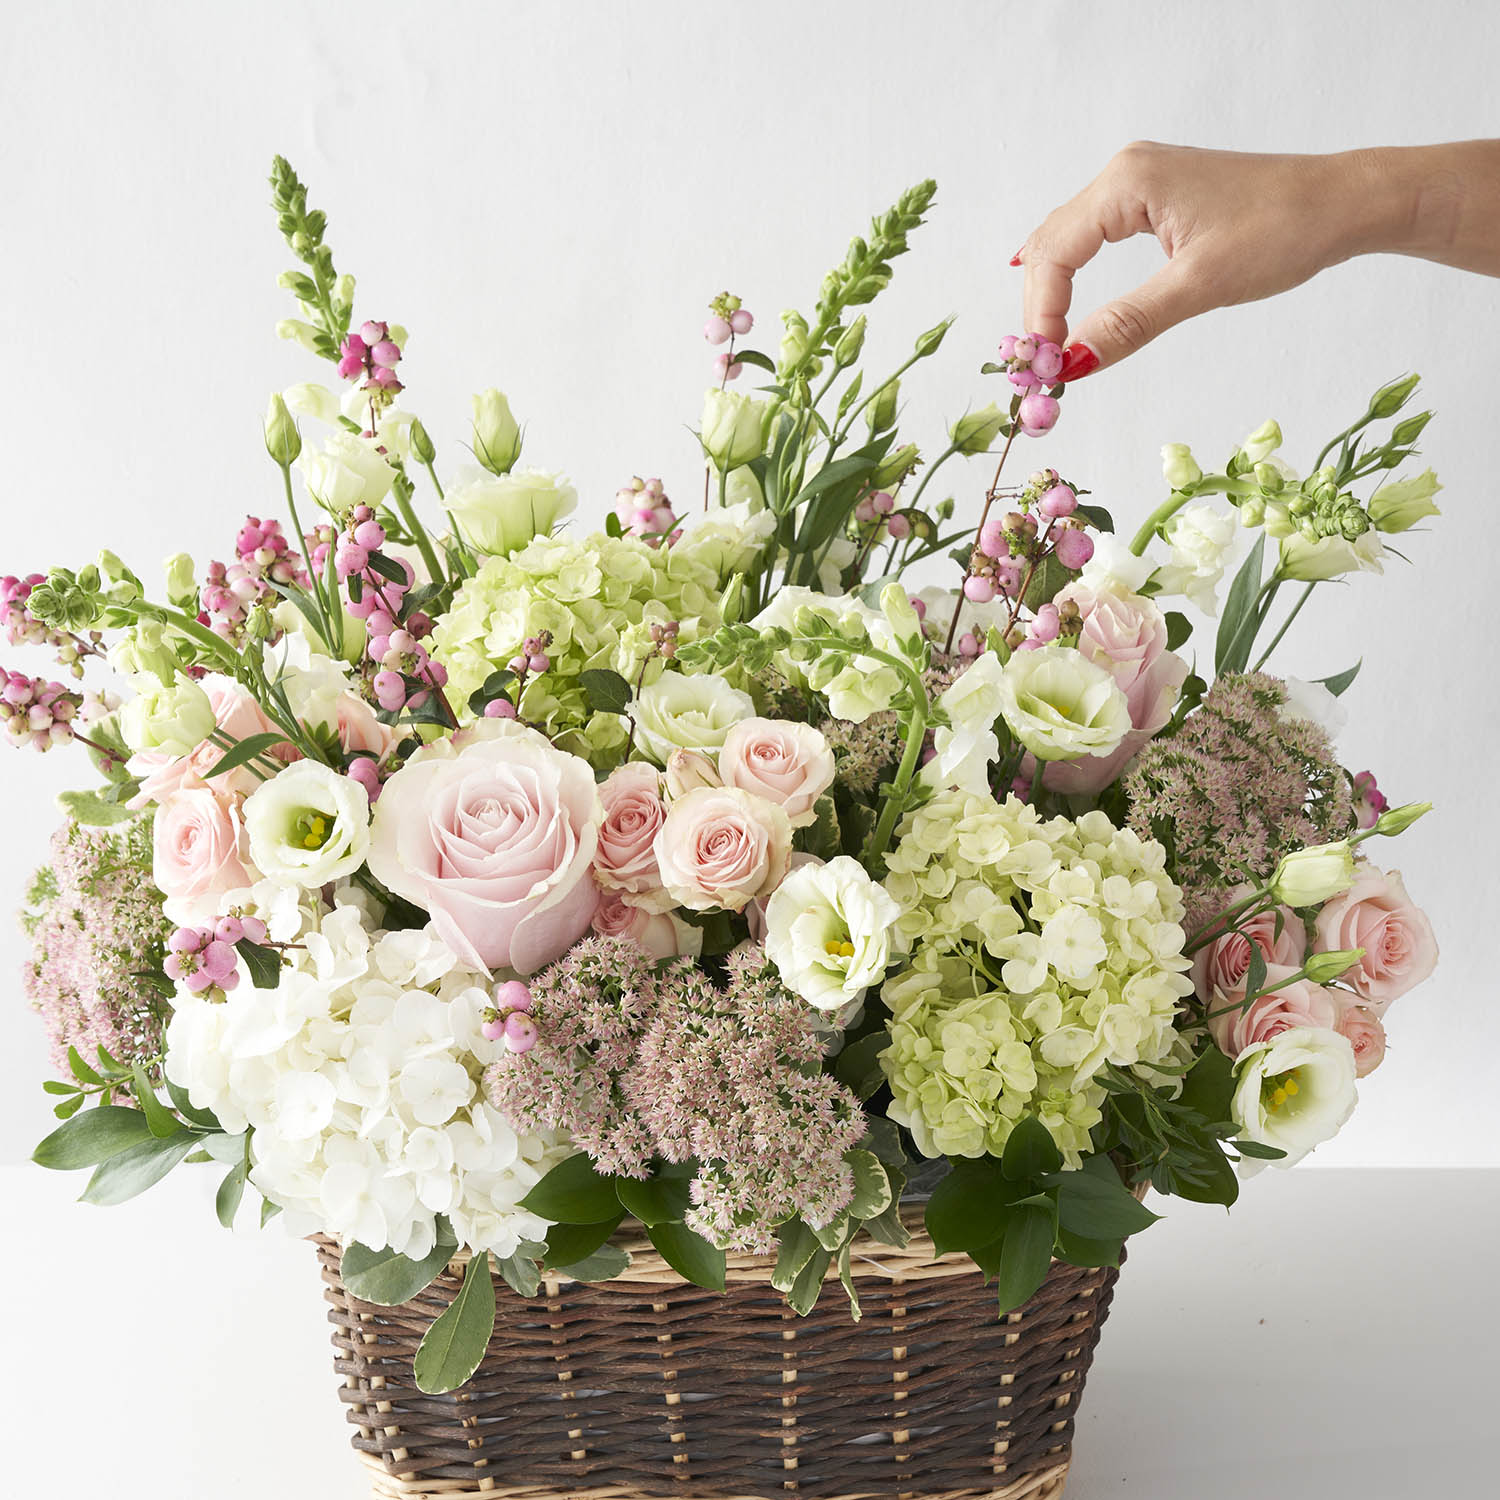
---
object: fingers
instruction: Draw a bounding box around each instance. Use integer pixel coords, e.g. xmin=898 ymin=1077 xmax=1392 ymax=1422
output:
xmin=1065 ymin=256 xmax=1218 ymax=373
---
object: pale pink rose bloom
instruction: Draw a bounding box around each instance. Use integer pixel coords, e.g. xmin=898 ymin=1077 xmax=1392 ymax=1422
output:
xmin=719 ymin=717 xmax=835 ymax=828
xmin=653 ymin=785 xmax=792 ymax=913
xmin=335 ymin=693 xmax=398 ymax=760
xmin=131 ymin=679 xmax=298 ymax=807
xmin=1208 ymin=962 xmax=1341 ymax=1058
xmin=1192 ymin=890 xmax=1306 ymax=1005
xmin=1042 ymin=583 xmax=1189 ymax=794
xmin=663 ymin=748 xmax=722 ymax=798
xmin=591 ymin=886 xmax=702 ymax=960
xmin=367 ymin=719 xmax=602 ymax=974
xmin=153 ymin=785 xmax=255 ymax=923
xmin=1335 ymin=1004 xmax=1388 ymax=1078
xmin=594 ymin=762 xmax=669 ymax=906
xmin=1313 ymin=864 xmax=1438 ymax=1015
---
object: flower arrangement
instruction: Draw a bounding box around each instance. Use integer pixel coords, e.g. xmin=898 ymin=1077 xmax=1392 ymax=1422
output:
xmin=10 ymin=160 xmax=1439 ymax=1398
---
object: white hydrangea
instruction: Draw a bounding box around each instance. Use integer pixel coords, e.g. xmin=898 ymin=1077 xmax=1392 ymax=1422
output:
xmin=879 ymin=792 xmax=1195 ymax=1164
xmin=164 ymin=900 xmax=564 ymax=1259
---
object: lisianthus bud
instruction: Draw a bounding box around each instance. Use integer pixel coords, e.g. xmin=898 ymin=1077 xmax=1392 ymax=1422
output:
xmin=1303 ymin=948 xmax=1365 ymax=983
xmin=879 ymin=581 xmax=922 ymax=648
xmin=1270 ymin=841 xmax=1356 ymax=907
xmin=1239 ymin=419 xmax=1283 ymax=463
xmin=1367 ymin=373 xmax=1420 ymax=419
xmin=700 ymin=388 xmax=768 ymax=470
xmin=263 ymin=393 xmax=302 ymax=466
xmin=408 ymin=415 xmax=437 ymax=466
xmin=471 ymin=388 xmax=522 ymax=475
xmin=1161 ymin=442 xmax=1202 ymax=490
xmin=914 ymin=319 xmax=951 ymax=358
xmin=872 ymin=442 xmax=920 ymax=490
xmin=1368 ymin=468 xmax=1442 ymax=533
xmin=1374 ymin=801 xmax=1432 ymax=836
xmin=950 ymin=403 xmax=1008 ymax=455
xmin=866 ymin=379 xmax=900 ymax=434
xmin=1390 ymin=410 xmax=1433 ymax=446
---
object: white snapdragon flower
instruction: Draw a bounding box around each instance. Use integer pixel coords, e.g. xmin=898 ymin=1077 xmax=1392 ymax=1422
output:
xmin=923 ymin=651 xmax=1008 ymax=793
xmin=243 ymin=761 xmax=371 ymax=889
xmin=1231 ymin=1026 xmax=1358 ymax=1168
xmin=764 ymin=856 xmax=901 ymax=1012
xmin=630 ymin=672 xmax=755 ymax=764
xmin=996 ymin=645 xmax=1131 ymax=762
xmin=1152 ymin=503 xmax=1238 ymax=614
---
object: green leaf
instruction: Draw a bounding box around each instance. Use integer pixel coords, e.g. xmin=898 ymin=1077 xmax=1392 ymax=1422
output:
xmin=366 ymin=551 xmax=408 ymax=584
xmin=202 ymin=732 xmax=291 ymax=780
xmin=835 ymin=1241 xmax=863 ymax=1322
xmin=860 ymin=1115 xmax=907 ymax=1167
xmin=80 ymin=1131 xmax=197 ymax=1204
xmin=1178 ymin=1045 xmax=1237 ymax=1122
xmin=494 ymin=1250 xmax=542 ymax=1298
xmin=862 ymin=1165 xmax=910 ymax=1248
xmin=165 ymin=1080 xmax=220 ymax=1131
xmin=552 ymin=1245 xmax=631 ymax=1281
xmin=926 ymin=1160 xmax=1026 ymax=1255
xmin=261 ymin=1198 xmax=281 ymax=1228
xmin=216 ymin=1160 xmax=248 ymax=1228
xmin=519 ymin=1153 xmax=622 ymax=1224
xmin=646 ymin=1220 xmax=726 ymax=1291
xmin=67 ymin=1045 xmax=104 ymax=1086
xmin=236 ymin=939 xmax=283 ymax=990
xmin=1215 ymin=531 xmax=1267 ymax=675
xmin=33 ymin=1104 xmax=154 ymax=1169
xmin=772 ymin=1219 xmax=823 ymax=1293
xmin=57 ymin=789 xmax=135 ymax=827
xmin=343 ymin=1223 xmax=460 ymax=1305
xmin=41 ymin=1080 xmax=78 ymax=1096
xmin=616 ymin=1171 xmax=693 ymax=1226
xmin=734 ymin=348 xmax=777 ymax=374
xmin=1001 ymin=1116 xmax=1063 ymax=1181
xmin=1074 ymin=502 xmax=1115 ymax=534
xmin=579 ymin=668 xmax=633 ymax=716
xmin=786 ymin=1245 xmax=832 ymax=1316
xmin=1055 ymin=1227 xmax=1123 ymax=1269
xmin=845 ymin=1150 xmax=893 ymax=1220
xmin=1051 ymin=1159 xmax=1159 ymax=1239
xmin=811 ymin=1212 xmax=852 ymax=1251
xmin=413 ymin=1251 xmax=497 ymax=1394
xmin=1231 ymin=1139 xmax=1289 ymax=1160
xmin=131 ymin=1065 xmax=181 ymax=1139
xmin=544 ymin=1214 xmax=625 ymax=1268
xmin=1318 ymin=660 xmax=1362 ymax=697
xmin=52 ymin=1094 xmax=84 ymax=1120
xmin=834 ymin=1033 xmax=888 ymax=1100
xmin=994 ymin=1203 xmax=1057 ymax=1314
xmin=1164 ymin=610 xmax=1193 ymax=652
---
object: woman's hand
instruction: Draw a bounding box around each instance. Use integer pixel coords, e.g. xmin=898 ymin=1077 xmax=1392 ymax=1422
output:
xmin=1018 ymin=141 xmax=1498 ymax=380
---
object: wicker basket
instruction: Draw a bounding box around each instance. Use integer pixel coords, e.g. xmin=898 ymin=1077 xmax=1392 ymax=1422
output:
xmin=316 ymin=1204 xmax=1123 ymax=1500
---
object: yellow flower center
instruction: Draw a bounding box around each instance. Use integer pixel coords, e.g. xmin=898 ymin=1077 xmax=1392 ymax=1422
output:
xmin=824 ymin=938 xmax=856 ymax=959
xmin=1264 ymin=1068 xmax=1303 ymax=1112
xmin=296 ymin=812 xmax=330 ymax=850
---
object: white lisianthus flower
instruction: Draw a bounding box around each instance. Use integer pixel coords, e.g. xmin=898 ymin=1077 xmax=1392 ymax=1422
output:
xmin=1278 ymin=528 xmax=1385 ymax=583
xmin=1368 ymin=469 xmax=1441 ymax=533
xmin=700 ymin=388 xmax=768 ymax=470
xmin=1279 ymin=676 xmax=1348 ymax=738
xmin=923 ymin=651 xmax=1007 ymax=792
xmin=764 ymin=856 xmax=901 ymax=1012
xmin=298 ymin=431 xmax=395 ymax=513
xmin=673 ymin=500 xmax=777 ymax=582
xmin=631 ymin=671 xmax=755 ymax=764
xmin=119 ymin=675 xmax=216 ymax=757
xmin=244 ymin=761 xmax=371 ymax=888
xmin=1269 ymin=840 xmax=1356 ymax=907
xmin=1231 ymin=1025 xmax=1358 ymax=1168
xmin=997 ymin=645 xmax=1131 ymax=762
xmin=1152 ymin=503 xmax=1238 ymax=614
xmin=445 ymin=467 xmax=577 ymax=557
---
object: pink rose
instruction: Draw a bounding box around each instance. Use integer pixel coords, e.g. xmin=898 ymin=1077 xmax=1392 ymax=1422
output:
xmin=1208 ymin=962 xmax=1341 ymax=1058
xmin=335 ymin=693 xmax=398 ymax=760
xmin=153 ymin=786 xmax=255 ymax=923
xmin=664 ymin=748 xmax=721 ymax=797
xmin=1192 ymin=891 xmax=1306 ymax=1005
xmin=719 ymin=717 xmax=835 ymax=828
xmin=1335 ymin=1004 xmax=1387 ymax=1078
xmin=1043 ymin=583 xmax=1189 ymax=794
xmin=367 ymin=718 xmax=602 ymax=973
xmin=591 ymin=886 xmax=703 ymax=960
xmin=132 ymin=678 xmax=298 ymax=806
xmin=653 ymin=786 xmax=792 ymax=912
xmin=1313 ymin=863 xmax=1437 ymax=1015
xmin=594 ymin=762 xmax=669 ymax=906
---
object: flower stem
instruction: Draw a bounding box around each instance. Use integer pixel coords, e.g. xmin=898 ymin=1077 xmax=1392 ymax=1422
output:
xmin=1251 ymin=582 xmax=1316 ymax=672
xmin=392 ymin=478 xmax=446 ymax=590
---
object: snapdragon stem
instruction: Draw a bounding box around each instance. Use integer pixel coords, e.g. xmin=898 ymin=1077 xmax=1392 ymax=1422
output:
xmin=392 ymin=481 xmax=446 ymax=591
xmin=1252 ymin=582 xmax=1316 ymax=672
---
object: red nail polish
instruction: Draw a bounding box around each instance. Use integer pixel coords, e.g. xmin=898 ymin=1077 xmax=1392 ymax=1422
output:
xmin=1058 ymin=343 xmax=1100 ymax=382
xmin=1009 ymin=251 xmax=1023 ymax=267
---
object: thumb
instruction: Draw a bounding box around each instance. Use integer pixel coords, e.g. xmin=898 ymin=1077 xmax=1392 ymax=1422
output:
xmin=1065 ymin=257 xmax=1216 ymax=378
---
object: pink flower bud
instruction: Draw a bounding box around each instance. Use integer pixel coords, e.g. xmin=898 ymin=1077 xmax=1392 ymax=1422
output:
xmin=347 ymin=757 xmax=382 ymax=801
xmin=908 ymin=596 xmax=926 ymax=620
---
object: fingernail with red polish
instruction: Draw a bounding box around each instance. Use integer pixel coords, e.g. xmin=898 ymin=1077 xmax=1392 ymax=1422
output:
xmin=1058 ymin=343 xmax=1100 ymax=382
xmin=1008 ymin=250 xmax=1024 ymax=267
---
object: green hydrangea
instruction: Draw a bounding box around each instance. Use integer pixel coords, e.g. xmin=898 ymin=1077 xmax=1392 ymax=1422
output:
xmin=431 ymin=531 xmax=722 ymax=764
xmin=879 ymin=791 xmax=1195 ymax=1163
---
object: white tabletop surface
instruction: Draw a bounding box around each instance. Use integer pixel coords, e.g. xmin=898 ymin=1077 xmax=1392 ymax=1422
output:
xmin=2 ymin=1165 xmax=1493 ymax=1498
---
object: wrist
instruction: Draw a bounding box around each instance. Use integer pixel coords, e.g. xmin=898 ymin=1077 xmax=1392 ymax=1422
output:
xmin=1324 ymin=146 xmax=1457 ymax=260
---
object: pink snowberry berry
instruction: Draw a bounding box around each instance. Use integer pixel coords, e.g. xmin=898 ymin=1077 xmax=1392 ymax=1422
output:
xmin=963 ymin=575 xmax=996 ymax=604
xmin=503 ymin=1013 xmax=538 ymax=1053
xmin=347 ymin=757 xmax=382 ymax=802
xmin=1031 ymin=603 xmax=1061 ymax=643
xmin=886 ymin=513 xmax=911 ymax=540
xmin=1053 ymin=528 xmax=1095 ymax=570
xmin=958 ymin=631 xmax=982 ymax=658
xmin=1039 ymin=483 xmax=1077 ymax=518
xmin=483 ymin=697 xmax=518 ymax=719
xmin=494 ymin=979 xmax=534 ymax=1014
xmin=353 ymin=519 xmax=386 ymax=551
xmin=1018 ymin=393 xmax=1060 ymax=433
xmin=481 ymin=1016 xmax=506 ymax=1042
xmin=870 ymin=491 xmax=895 ymax=515
xmin=729 ymin=308 xmax=754 ymax=335
xmin=239 ymin=915 xmax=268 ymax=946
xmin=704 ymin=316 xmax=732 ymax=345
xmin=1031 ymin=341 xmax=1064 ymax=381
xmin=978 ymin=517 xmax=1008 ymax=559
xmin=214 ymin=916 xmax=244 ymax=946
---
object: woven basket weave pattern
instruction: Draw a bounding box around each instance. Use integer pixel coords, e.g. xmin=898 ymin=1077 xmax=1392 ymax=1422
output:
xmin=317 ymin=1213 xmax=1121 ymax=1500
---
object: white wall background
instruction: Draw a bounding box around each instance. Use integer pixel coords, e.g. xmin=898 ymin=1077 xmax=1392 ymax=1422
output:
xmin=2 ymin=4 xmax=1496 ymax=1176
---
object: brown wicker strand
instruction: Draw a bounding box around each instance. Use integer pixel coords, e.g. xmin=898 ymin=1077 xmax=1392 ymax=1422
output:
xmin=318 ymin=1205 xmax=1123 ymax=1500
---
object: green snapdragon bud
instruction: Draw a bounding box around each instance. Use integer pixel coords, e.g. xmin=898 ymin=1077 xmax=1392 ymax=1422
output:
xmin=832 ymin=315 xmax=867 ymax=369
